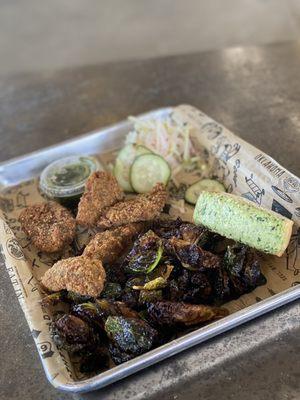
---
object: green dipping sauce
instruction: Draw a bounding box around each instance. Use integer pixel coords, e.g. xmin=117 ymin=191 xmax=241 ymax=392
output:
xmin=40 ymin=155 xmax=102 ymax=207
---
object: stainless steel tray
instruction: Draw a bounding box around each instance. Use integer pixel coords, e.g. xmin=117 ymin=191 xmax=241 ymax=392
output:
xmin=1 ymin=107 xmax=299 ymax=393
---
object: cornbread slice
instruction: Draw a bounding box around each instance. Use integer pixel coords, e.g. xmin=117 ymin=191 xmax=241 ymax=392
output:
xmin=193 ymin=192 xmax=293 ymax=256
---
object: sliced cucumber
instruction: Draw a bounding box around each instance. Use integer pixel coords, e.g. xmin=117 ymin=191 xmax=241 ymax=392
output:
xmin=130 ymin=154 xmax=171 ymax=193
xmin=185 ymin=178 xmax=226 ymax=205
xmin=114 ymin=144 xmax=152 ymax=192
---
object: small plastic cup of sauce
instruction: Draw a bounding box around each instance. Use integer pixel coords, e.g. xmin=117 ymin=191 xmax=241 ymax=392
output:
xmin=39 ymin=155 xmax=102 ymax=208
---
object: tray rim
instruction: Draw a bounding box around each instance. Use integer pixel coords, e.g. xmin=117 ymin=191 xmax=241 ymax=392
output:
xmin=1 ymin=106 xmax=299 ymax=393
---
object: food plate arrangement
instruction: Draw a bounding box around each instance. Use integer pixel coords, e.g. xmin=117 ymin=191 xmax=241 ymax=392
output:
xmin=0 ymin=105 xmax=299 ymax=393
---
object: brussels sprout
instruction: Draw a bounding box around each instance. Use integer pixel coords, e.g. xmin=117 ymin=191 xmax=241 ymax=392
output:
xmin=124 ymin=231 xmax=163 ymax=274
xmin=67 ymin=291 xmax=93 ymax=304
xmin=71 ymin=302 xmax=104 ymax=330
xmin=105 ymin=316 xmax=157 ymax=359
xmin=125 ymin=277 xmax=147 ymax=291
xmin=41 ymin=291 xmax=93 ymax=310
xmin=95 ymin=299 xmax=139 ymax=320
xmin=148 ymin=263 xmax=174 ymax=281
xmin=101 ymin=282 xmax=123 ymax=300
xmin=151 ymin=217 xmax=183 ymax=239
xmin=151 ymin=217 xmax=209 ymax=245
xmin=169 ymin=238 xmax=221 ymax=271
xmin=210 ymin=268 xmax=231 ymax=303
xmin=105 ymin=264 xmax=127 ymax=285
xmin=138 ymin=290 xmax=163 ymax=305
xmin=41 ymin=291 xmax=67 ymax=309
xmin=223 ymin=244 xmax=266 ymax=295
xmin=147 ymin=301 xmax=228 ymax=327
xmin=79 ymin=347 xmax=109 ymax=374
xmin=51 ymin=314 xmax=98 ymax=353
xmin=167 ymin=269 xmax=212 ymax=304
xmin=133 ymin=277 xmax=167 ymax=291
xmin=70 ymin=300 xmax=139 ymax=335
xmin=179 ymin=223 xmax=209 ymax=245
xmin=121 ymin=291 xmax=140 ymax=310
xmin=108 ymin=343 xmax=135 ymax=365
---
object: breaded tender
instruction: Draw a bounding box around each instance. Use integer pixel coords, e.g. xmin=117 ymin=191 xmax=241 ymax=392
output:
xmin=83 ymin=223 xmax=145 ymax=264
xmin=19 ymin=202 xmax=76 ymax=253
xmin=76 ymin=171 xmax=124 ymax=226
xmin=41 ymin=256 xmax=106 ymax=297
xmin=97 ymin=183 xmax=167 ymax=229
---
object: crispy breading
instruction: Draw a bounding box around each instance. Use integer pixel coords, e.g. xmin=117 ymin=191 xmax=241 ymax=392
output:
xmin=97 ymin=183 xmax=167 ymax=229
xmin=76 ymin=171 xmax=124 ymax=227
xmin=83 ymin=223 xmax=145 ymax=264
xmin=19 ymin=201 xmax=76 ymax=253
xmin=41 ymin=256 xmax=106 ymax=297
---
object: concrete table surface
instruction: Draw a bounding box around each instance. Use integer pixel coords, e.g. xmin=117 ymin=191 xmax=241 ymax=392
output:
xmin=0 ymin=41 xmax=299 ymax=400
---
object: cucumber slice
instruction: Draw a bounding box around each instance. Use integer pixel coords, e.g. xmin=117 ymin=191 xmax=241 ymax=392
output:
xmin=185 ymin=179 xmax=226 ymax=205
xmin=114 ymin=144 xmax=152 ymax=192
xmin=130 ymin=154 xmax=171 ymax=193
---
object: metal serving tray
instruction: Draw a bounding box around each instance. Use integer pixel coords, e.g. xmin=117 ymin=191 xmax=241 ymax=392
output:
xmin=0 ymin=107 xmax=299 ymax=393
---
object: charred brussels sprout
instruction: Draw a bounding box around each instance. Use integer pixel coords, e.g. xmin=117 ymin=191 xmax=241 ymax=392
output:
xmin=95 ymin=299 xmax=139 ymax=320
xmin=101 ymin=282 xmax=123 ymax=300
xmin=41 ymin=291 xmax=93 ymax=310
xmin=209 ymin=268 xmax=231 ymax=303
xmin=121 ymin=291 xmax=140 ymax=309
xmin=124 ymin=231 xmax=163 ymax=274
xmin=151 ymin=218 xmax=208 ymax=245
xmin=125 ymin=277 xmax=146 ymax=290
xmin=67 ymin=291 xmax=93 ymax=304
xmin=223 ymin=245 xmax=266 ymax=295
xmin=51 ymin=314 xmax=98 ymax=353
xmin=105 ymin=264 xmax=127 ymax=285
xmin=41 ymin=291 xmax=68 ymax=309
xmin=133 ymin=277 xmax=167 ymax=291
xmin=71 ymin=300 xmax=139 ymax=333
xmin=79 ymin=347 xmax=109 ymax=374
xmin=151 ymin=217 xmax=183 ymax=239
xmin=121 ymin=278 xmax=144 ymax=309
xmin=70 ymin=302 xmax=104 ymax=330
xmin=179 ymin=223 xmax=209 ymax=245
xmin=139 ymin=289 xmax=163 ymax=305
xmin=147 ymin=301 xmax=228 ymax=327
xmin=108 ymin=343 xmax=135 ymax=365
xmin=169 ymin=238 xmax=221 ymax=271
xmin=105 ymin=316 xmax=157 ymax=363
xmin=148 ymin=263 xmax=174 ymax=281
xmin=168 ymin=270 xmax=212 ymax=304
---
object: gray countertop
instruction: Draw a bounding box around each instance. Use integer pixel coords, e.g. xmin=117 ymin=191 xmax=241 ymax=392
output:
xmin=0 ymin=42 xmax=299 ymax=400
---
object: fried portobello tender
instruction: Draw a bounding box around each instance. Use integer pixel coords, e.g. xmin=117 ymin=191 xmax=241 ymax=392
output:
xmin=83 ymin=223 xmax=145 ymax=264
xmin=147 ymin=300 xmax=228 ymax=327
xmin=41 ymin=255 xmax=106 ymax=297
xmin=77 ymin=171 xmax=124 ymax=227
xmin=19 ymin=201 xmax=76 ymax=253
xmin=97 ymin=183 xmax=167 ymax=228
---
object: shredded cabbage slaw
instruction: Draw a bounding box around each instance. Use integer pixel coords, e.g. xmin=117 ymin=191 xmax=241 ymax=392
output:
xmin=126 ymin=116 xmax=203 ymax=173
